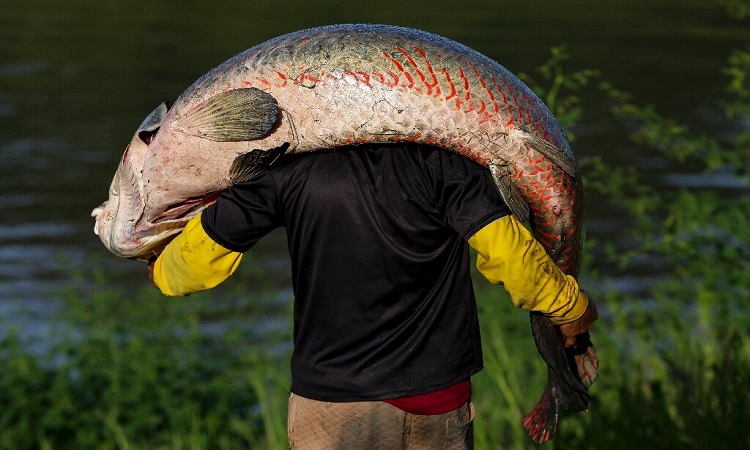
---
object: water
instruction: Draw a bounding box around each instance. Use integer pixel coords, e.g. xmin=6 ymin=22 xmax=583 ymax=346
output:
xmin=1 ymin=0 xmax=748 ymax=333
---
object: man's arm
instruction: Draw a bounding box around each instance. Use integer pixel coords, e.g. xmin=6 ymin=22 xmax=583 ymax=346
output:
xmin=149 ymin=213 xmax=243 ymax=296
xmin=467 ymin=214 xmax=597 ymax=344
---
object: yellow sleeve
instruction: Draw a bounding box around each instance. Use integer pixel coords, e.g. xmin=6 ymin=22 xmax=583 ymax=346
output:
xmin=467 ymin=215 xmax=588 ymax=325
xmin=152 ymin=213 xmax=243 ymax=296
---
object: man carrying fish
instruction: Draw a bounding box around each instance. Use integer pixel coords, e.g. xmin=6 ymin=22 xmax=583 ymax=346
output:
xmin=147 ymin=142 xmax=597 ymax=449
xmin=93 ymin=24 xmax=600 ymax=448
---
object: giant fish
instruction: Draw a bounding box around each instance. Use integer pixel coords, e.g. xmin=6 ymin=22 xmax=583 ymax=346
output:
xmin=91 ymin=23 xmax=597 ymax=443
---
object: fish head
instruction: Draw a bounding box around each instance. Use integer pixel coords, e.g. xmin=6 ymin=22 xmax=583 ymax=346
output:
xmin=91 ymin=101 xmax=194 ymax=260
xmin=92 ymin=87 xmax=281 ymax=260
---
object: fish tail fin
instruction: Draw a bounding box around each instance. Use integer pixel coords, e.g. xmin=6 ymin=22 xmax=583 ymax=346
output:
xmin=567 ymin=333 xmax=599 ymax=391
xmin=523 ymin=385 xmax=560 ymax=444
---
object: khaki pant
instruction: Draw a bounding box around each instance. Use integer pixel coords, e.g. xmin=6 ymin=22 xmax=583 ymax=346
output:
xmin=287 ymin=394 xmax=475 ymax=449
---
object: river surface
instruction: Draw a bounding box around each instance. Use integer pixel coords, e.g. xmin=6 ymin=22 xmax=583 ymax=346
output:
xmin=1 ymin=0 xmax=748 ymax=335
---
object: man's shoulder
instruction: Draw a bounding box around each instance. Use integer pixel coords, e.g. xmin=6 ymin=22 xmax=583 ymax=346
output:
xmin=269 ymin=144 xmax=491 ymax=185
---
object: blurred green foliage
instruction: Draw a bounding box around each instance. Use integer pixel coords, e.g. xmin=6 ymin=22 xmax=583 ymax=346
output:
xmin=0 ymin=267 xmax=293 ymax=449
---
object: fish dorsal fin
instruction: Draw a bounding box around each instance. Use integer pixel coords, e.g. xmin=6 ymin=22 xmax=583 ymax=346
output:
xmin=181 ymin=88 xmax=279 ymax=142
xmin=489 ymin=163 xmax=530 ymax=223
xmin=510 ymin=129 xmax=577 ymax=178
xmin=229 ymin=143 xmax=290 ymax=184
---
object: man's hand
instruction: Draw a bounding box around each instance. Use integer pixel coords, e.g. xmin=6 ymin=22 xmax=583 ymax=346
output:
xmin=559 ymin=296 xmax=598 ymax=347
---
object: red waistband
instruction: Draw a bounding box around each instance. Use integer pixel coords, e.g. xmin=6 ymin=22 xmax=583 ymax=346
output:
xmin=383 ymin=380 xmax=472 ymax=415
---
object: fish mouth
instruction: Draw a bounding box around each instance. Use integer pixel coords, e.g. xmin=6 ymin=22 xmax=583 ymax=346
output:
xmin=92 ymin=191 xmax=222 ymax=260
xmin=152 ymin=191 xmax=222 ymax=225
xmin=91 ymin=204 xmax=106 ymax=235
xmin=129 ymin=191 xmax=223 ymax=260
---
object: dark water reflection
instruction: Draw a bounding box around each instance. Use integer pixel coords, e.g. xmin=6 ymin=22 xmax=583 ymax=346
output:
xmin=1 ymin=0 xmax=748 ymax=333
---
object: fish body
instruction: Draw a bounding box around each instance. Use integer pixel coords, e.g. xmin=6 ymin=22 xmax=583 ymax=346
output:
xmin=91 ymin=24 xmax=595 ymax=442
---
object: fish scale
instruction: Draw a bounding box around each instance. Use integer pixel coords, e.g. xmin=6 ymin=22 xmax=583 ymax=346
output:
xmin=92 ymin=24 xmax=595 ymax=443
xmin=183 ymin=25 xmax=581 ymax=265
xmin=185 ymin=27 xmax=565 ymax=146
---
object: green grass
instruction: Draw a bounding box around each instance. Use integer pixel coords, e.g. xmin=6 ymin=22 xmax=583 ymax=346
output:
xmin=0 ymin=284 xmax=286 ymax=449
xmin=2 ymin=264 xmax=748 ymax=449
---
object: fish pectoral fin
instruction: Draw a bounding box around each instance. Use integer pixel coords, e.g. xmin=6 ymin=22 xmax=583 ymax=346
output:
xmin=512 ymin=129 xmax=577 ymax=178
xmin=181 ymin=88 xmax=279 ymax=142
xmin=229 ymin=143 xmax=289 ymax=184
xmin=489 ymin=164 xmax=530 ymax=223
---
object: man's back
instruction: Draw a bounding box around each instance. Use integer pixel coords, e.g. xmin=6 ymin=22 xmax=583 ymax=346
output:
xmin=201 ymin=144 xmax=510 ymax=400
xmin=151 ymin=144 xmax=595 ymax=449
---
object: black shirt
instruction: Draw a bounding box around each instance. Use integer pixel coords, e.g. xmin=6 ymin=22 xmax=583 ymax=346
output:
xmin=202 ymin=144 xmax=510 ymax=401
